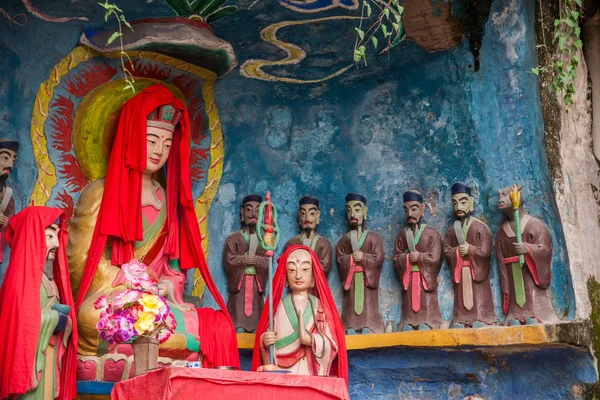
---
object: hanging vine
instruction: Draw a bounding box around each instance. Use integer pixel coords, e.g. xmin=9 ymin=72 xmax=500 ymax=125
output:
xmin=98 ymin=1 xmax=136 ymax=93
xmin=532 ymin=0 xmax=583 ymax=105
xmin=353 ymin=0 xmax=406 ymax=66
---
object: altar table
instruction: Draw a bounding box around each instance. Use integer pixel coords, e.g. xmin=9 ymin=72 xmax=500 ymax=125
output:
xmin=111 ymin=366 xmax=350 ymax=400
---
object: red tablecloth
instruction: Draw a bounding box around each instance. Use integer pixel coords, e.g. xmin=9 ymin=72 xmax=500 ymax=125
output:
xmin=111 ymin=367 xmax=350 ymax=400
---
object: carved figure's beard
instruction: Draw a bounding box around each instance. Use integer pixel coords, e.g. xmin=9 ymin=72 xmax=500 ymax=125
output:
xmin=248 ymin=222 xmax=257 ymax=235
xmin=407 ymin=217 xmax=421 ymax=230
xmin=0 ymin=173 xmax=9 ymax=192
xmin=457 ymin=210 xmax=472 ymax=225
xmin=303 ymin=226 xmax=313 ymax=237
xmin=349 ymin=218 xmax=360 ymax=230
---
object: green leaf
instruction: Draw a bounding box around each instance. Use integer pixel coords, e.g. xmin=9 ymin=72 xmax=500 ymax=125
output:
xmin=396 ymin=4 xmax=404 ymax=16
xmin=384 ymin=8 xmax=390 ymax=18
xmin=394 ymin=12 xmax=401 ymax=23
xmin=531 ymin=67 xmax=540 ymax=75
xmin=382 ymin=24 xmax=391 ymax=38
xmin=571 ymin=10 xmax=579 ymax=20
xmin=575 ymin=39 xmax=583 ymax=48
xmin=365 ymin=0 xmax=371 ymax=17
xmin=198 ymin=0 xmax=228 ymax=18
xmin=392 ymin=22 xmax=400 ymax=32
xmin=565 ymin=18 xmax=576 ymax=27
xmin=371 ymin=36 xmax=378 ymax=48
xmin=575 ymin=0 xmax=582 ymax=6
xmin=120 ymin=15 xmax=133 ymax=31
xmin=106 ymin=31 xmax=122 ymax=45
xmin=164 ymin=0 xmax=192 ymax=15
xmin=98 ymin=1 xmax=110 ymax=10
xmin=206 ymin=5 xmax=237 ymax=23
xmin=354 ymin=54 xmax=362 ymax=62
xmin=554 ymin=18 xmax=561 ymax=26
xmin=355 ymin=27 xmax=365 ymax=40
xmin=574 ymin=26 xmax=581 ymax=36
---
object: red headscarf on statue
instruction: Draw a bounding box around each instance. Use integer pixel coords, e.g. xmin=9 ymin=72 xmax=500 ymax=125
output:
xmin=75 ymin=84 xmax=239 ymax=368
xmin=252 ymin=245 xmax=348 ymax=384
xmin=0 ymin=207 xmax=78 ymax=399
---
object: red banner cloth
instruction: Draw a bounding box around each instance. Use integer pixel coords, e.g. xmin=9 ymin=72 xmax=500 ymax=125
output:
xmin=111 ymin=367 xmax=350 ymax=400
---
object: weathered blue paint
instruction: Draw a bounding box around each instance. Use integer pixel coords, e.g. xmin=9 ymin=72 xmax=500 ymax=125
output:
xmin=0 ymin=0 xmax=585 ymax=397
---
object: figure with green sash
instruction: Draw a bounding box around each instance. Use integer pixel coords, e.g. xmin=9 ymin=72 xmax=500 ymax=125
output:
xmin=336 ymin=193 xmax=384 ymax=334
xmin=495 ymin=185 xmax=557 ymax=325
xmin=284 ymin=196 xmax=333 ymax=278
xmin=394 ymin=190 xmax=443 ymax=331
xmin=223 ymin=194 xmax=270 ymax=332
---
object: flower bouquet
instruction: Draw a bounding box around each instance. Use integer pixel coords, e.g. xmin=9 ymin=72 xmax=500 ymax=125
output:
xmin=94 ymin=259 xmax=177 ymax=375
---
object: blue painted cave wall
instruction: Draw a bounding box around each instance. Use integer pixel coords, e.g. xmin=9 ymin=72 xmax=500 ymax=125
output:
xmin=0 ymin=0 xmax=590 ymax=397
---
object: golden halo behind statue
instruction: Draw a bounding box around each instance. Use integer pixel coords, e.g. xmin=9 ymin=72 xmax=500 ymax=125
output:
xmin=73 ymin=79 xmax=185 ymax=181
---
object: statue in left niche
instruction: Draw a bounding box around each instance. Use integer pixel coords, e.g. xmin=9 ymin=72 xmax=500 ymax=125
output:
xmin=223 ymin=194 xmax=270 ymax=333
xmin=0 ymin=139 xmax=18 ymax=267
xmin=68 ymin=84 xmax=239 ymax=379
xmin=0 ymin=207 xmax=77 ymax=400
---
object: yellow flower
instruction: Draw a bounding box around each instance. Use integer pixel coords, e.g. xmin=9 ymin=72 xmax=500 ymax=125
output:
xmin=138 ymin=293 xmax=164 ymax=315
xmin=134 ymin=312 xmax=156 ymax=335
xmin=509 ymin=184 xmax=521 ymax=209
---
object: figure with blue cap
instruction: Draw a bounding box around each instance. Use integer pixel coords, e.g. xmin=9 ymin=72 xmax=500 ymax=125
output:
xmin=443 ymin=183 xmax=496 ymax=328
xmin=284 ymin=196 xmax=333 ymax=278
xmin=223 ymin=194 xmax=270 ymax=332
xmin=335 ymin=193 xmax=384 ymax=334
xmin=393 ymin=190 xmax=443 ymax=331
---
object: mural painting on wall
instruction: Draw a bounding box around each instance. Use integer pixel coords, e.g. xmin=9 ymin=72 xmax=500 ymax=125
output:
xmin=253 ymin=246 xmax=348 ymax=381
xmin=239 ymin=0 xmax=463 ymax=84
xmin=336 ymin=193 xmax=384 ymax=334
xmin=496 ymin=185 xmax=558 ymax=326
xmin=443 ymin=183 xmax=496 ymax=329
xmin=284 ymin=196 xmax=333 ymax=279
xmin=223 ymin=194 xmax=270 ymax=333
xmin=394 ymin=190 xmax=443 ymax=331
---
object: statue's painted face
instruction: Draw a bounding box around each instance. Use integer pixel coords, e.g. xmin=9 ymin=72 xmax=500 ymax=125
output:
xmin=145 ymin=127 xmax=173 ymax=174
xmin=299 ymin=204 xmax=320 ymax=230
xmin=346 ymin=200 xmax=367 ymax=228
xmin=404 ymin=201 xmax=424 ymax=225
xmin=497 ymin=186 xmax=516 ymax=210
xmin=0 ymin=149 xmax=17 ymax=177
xmin=452 ymin=193 xmax=474 ymax=218
xmin=241 ymin=201 xmax=260 ymax=227
xmin=286 ymin=248 xmax=314 ymax=292
xmin=45 ymin=224 xmax=60 ymax=261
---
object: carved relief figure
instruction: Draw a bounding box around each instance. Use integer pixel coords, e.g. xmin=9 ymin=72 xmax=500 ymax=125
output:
xmin=336 ymin=193 xmax=384 ymax=334
xmin=223 ymin=194 xmax=270 ymax=333
xmin=0 ymin=139 xmax=18 ymax=267
xmin=68 ymin=84 xmax=238 ymax=371
xmin=443 ymin=183 xmax=496 ymax=328
xmin=0 ymin=207 xmax=77 ymax=400
xmin=284 ymin=196 xmax=333 ymax=278
xmin=496 ymin=185 xmax=557 ymax=325
xmin=394 ymin=190 xmax=443 ymax=331
xmin=252 ymin=245 xmax=347 ymax=383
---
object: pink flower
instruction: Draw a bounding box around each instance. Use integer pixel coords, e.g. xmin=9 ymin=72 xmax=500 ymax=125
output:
xmin=113 ymin=290 xmax=142 ymax=308
xmin=164 ymin=313 xmax=177 ymax=331
xmin=155 ymin=327 xmax=173 ymax=344
xmin=94 ymin=296 xmax=109 ymax=311
xmin=122 ymin=259 xmax=152 ymax=286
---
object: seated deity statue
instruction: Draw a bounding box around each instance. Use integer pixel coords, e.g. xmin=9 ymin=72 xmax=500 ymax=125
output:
xmin=252 ymin=246 xmax=348 ymax=382
xmin=68 ymin=84 xmax=238 ymax=377
xmin=0 ymin=207 xmax=77 ymax=400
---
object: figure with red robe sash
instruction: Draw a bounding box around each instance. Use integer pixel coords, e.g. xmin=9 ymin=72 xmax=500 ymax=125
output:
xmin=496 ymin=185 xmax=557 ymax=325
xmin=336 ymin=193 xmax=384 ymax=334
xmin=443 ymin=183 xmax=496 ymax=328
xmin=67 ymin=84 xmax=238 ymax=371
xmin=223 ymin=194 xmax=269 ymax=333
xmin=252 ymin=246 xmax=348 ymax=382
xmin=0 ymin=207 xmax=78 ymax=400
xmin=394 ymin=190 xmax=443 ymax=331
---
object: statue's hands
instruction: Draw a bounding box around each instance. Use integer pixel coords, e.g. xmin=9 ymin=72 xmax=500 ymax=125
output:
xmin=409 ymin=251 xmax=420 ymax=263
xmin=262 ymin=330 xmax=278 ymax=347
xmin=0 ymin=212 xmax=6 ymax=227
xmin=512 ymin=242 xmax=529 ymax=255
xmin=352 ymin=251 xmax=363 ymax=263
xmin=297 ymin=310 xmax=312 ymax=347
xmin=247 ymin=255 xmax=258 ymax=265
xmin=458 ymin=244 xmax=470 ymax=257
xmin=157 ymin=280 xmax=177 ymax=303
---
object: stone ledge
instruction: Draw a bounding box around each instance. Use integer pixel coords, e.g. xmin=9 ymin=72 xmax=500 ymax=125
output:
xmin=236 ymin=321 xmax=591 ymax=351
